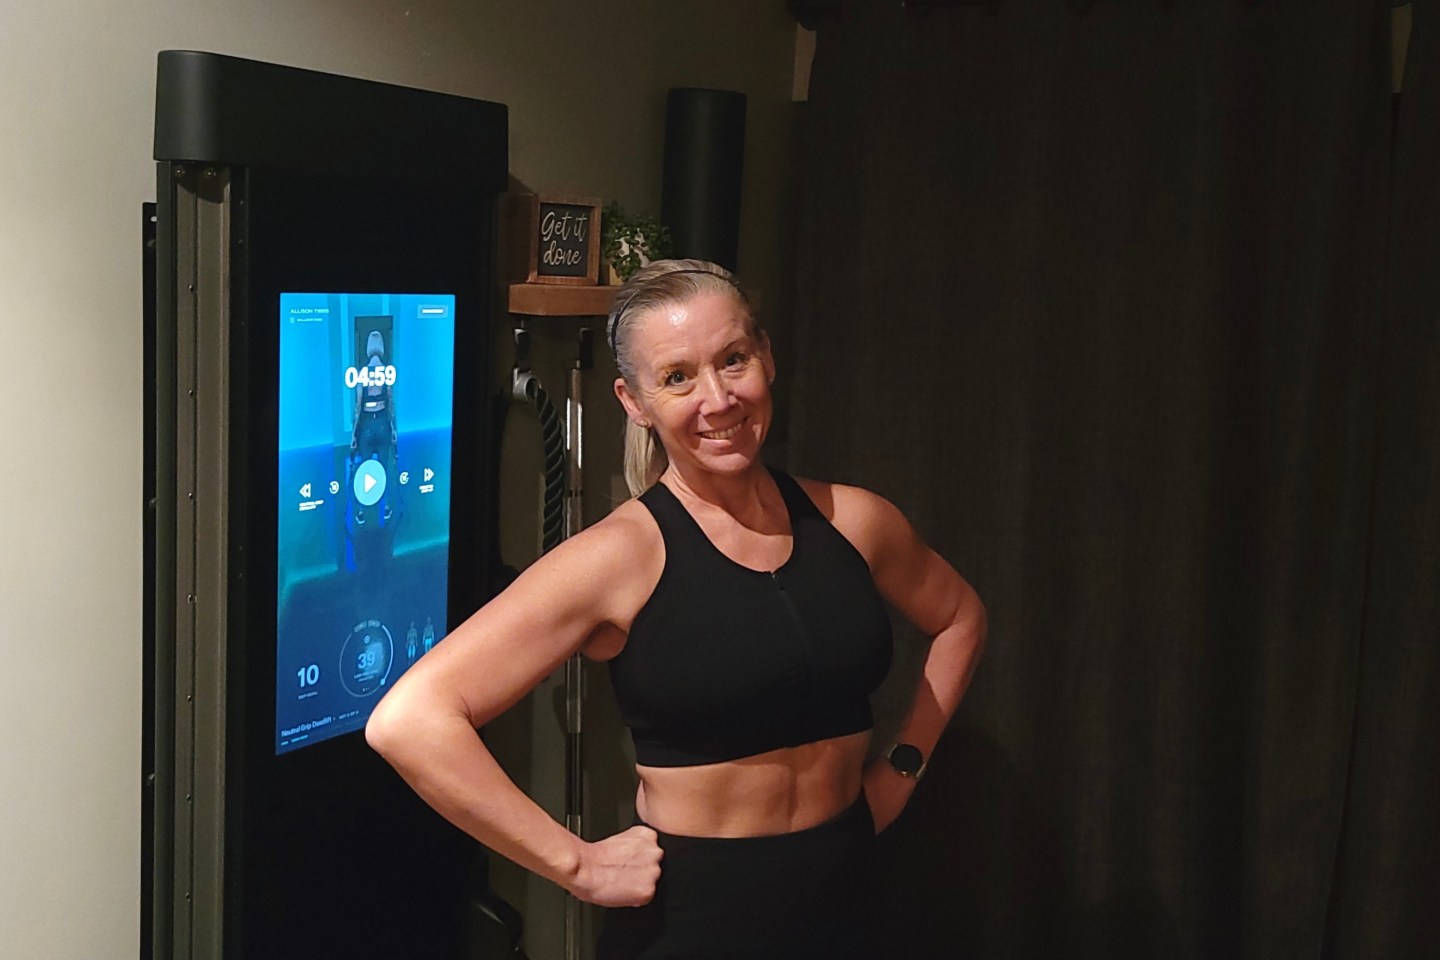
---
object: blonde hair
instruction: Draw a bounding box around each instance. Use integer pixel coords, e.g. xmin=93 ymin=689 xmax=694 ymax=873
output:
xmin=607 ymin=259 xmax=757 ymax=496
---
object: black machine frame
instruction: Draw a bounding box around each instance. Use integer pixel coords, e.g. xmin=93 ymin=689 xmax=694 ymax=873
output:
xmin=145 ymin=51 xmax=508 ymax=960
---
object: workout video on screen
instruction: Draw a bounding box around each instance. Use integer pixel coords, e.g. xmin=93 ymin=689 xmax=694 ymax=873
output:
xmin=275 ymin=292 xmax=455 ymax=754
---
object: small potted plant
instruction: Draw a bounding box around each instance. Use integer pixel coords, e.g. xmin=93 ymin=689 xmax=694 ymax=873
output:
xmin=601 ymin=202 xmax=672 ymax=284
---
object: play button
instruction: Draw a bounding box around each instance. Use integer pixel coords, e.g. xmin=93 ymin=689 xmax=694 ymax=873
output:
xmin=353 ymin=460 xmax=387 ymax=507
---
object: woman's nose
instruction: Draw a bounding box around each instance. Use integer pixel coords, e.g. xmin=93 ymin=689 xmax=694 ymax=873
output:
xmin=697 ymin=368 xmax=734 ymax=412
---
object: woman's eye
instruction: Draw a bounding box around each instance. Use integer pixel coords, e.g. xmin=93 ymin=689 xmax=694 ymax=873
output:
xmin=725 ymin=352 xmax=746 ymax=367
xmin=664 ymin=370 xmax=688 ymax=386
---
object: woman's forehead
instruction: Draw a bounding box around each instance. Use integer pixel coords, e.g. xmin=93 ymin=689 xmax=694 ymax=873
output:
xmin=632 ymin=291 xmax=753 ymax=358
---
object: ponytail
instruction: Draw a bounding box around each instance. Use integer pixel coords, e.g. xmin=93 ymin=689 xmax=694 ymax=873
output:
xmin=623 ymin=418 xmax=668 ymax=498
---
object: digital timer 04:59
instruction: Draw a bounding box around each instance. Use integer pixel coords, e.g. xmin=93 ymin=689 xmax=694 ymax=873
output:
xmin=344 ymin=364 xmax=397 ymax=389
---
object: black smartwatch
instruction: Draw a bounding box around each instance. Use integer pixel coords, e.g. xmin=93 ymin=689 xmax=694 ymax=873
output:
xmin=884 ymin=742 xmax=928 ymax=780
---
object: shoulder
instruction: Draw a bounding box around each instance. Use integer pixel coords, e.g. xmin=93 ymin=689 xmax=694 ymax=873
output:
xmin=504 ymin=492 xmax=659 ymax=590
xmin=504 ymin=496 xmax=664 ymax=622
xmin=549 ymin=496 xmax=662 ymax=574
xmin=791 ymin=475 xmax=914 ymax=568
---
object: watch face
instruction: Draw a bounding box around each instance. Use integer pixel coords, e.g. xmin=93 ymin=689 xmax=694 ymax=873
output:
xmin=890 ymin=743 xmax=924 ymax=776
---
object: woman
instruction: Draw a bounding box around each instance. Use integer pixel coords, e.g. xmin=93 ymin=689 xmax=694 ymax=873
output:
xmin=366 ymin=260 xmax=987 ymax=958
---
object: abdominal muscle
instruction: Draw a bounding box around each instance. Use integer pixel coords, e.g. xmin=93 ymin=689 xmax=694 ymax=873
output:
xmin=631 ymin=730 xmax=872 ymax=838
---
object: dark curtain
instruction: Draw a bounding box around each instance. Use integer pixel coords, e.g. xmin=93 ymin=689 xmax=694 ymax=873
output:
xmin=1327 ymin=2 xmax=1440 ymax=957
xmin=787 ymin=2 xmax=1434 ymax=957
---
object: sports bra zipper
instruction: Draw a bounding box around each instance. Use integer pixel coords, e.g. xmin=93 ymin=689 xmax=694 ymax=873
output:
xmin=770 ymin=570 xmax=825 ymax=691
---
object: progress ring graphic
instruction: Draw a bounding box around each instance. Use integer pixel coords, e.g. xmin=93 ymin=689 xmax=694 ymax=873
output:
xmin=339 ymin=619 xmax=395 ymax=697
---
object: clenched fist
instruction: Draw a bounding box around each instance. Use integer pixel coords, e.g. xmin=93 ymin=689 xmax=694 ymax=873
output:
xmin=570 ymin=825 xmax=664 ymax=907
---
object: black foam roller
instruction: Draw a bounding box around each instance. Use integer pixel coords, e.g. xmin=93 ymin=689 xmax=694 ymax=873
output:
xmin=661 ymin=88 xmax=747 ymax=272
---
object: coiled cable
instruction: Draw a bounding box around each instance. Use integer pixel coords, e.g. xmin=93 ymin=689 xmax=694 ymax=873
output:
xmin=513 ymin=370 xmax=567 ymax=553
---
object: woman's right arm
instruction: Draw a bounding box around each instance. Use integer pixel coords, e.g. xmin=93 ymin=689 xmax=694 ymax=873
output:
xmin=364 ymin=511 xmax=661 ymax=906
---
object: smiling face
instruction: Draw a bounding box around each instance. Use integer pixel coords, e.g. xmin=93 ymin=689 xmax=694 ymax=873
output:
xmin=614 ymin=288 xmax=775 ymax=486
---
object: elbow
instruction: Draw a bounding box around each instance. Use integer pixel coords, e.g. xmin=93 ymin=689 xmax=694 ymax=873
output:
xmin=972 ymin=595 xmax=989 ymax=648
xmin=958 ymin=589 xmax=988 ymax=657
xmin=365 ymin=695 xmax=410 ymax=761
xmin=366 ymin=683 xmax=473 ymax=765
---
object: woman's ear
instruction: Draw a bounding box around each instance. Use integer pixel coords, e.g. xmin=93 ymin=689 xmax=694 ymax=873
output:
xmin=615 ymin=377 xmax=647 ymax=424
xmin=759 ymin=331 xmax=776 ymax=384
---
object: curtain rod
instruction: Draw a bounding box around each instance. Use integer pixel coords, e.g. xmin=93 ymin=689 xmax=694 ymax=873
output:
xmin=791 ymin=0 xmax=1212 ymax=20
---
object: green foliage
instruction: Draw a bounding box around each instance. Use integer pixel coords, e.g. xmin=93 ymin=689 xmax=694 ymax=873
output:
xmin=601 ymin=202 xmax=672 ymax=281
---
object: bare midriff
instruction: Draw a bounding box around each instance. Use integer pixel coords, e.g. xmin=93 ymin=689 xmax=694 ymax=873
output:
xmin=632 ymin=730 xmax=871 ymax=838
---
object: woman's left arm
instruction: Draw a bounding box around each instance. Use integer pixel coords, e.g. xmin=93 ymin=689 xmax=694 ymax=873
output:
xmin=836 ymin=486 xmax=988 ymax=833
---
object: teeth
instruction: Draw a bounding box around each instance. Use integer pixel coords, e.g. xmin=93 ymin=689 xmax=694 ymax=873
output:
xmin=700 ymin=423 xmax=742 ymax=441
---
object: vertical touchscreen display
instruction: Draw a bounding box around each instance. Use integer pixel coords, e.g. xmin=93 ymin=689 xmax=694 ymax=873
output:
xmin=276 ymin=293 xmax=455 ymax=754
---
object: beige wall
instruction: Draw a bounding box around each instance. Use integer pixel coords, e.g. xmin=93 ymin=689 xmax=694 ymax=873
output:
xmin=0 ymin=3 xmax=795 ymax=957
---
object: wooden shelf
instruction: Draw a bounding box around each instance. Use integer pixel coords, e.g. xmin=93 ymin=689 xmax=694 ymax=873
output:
xmin=508 ymin=283 xmax=618 ymax=317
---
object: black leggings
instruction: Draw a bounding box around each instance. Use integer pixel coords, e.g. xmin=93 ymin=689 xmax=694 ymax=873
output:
xmin=595 ymin=792 xmax=881 ymax=960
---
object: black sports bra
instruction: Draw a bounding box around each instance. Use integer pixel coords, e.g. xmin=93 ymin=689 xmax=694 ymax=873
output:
xmin=607 ymin=469 xmax=893 ymax=767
